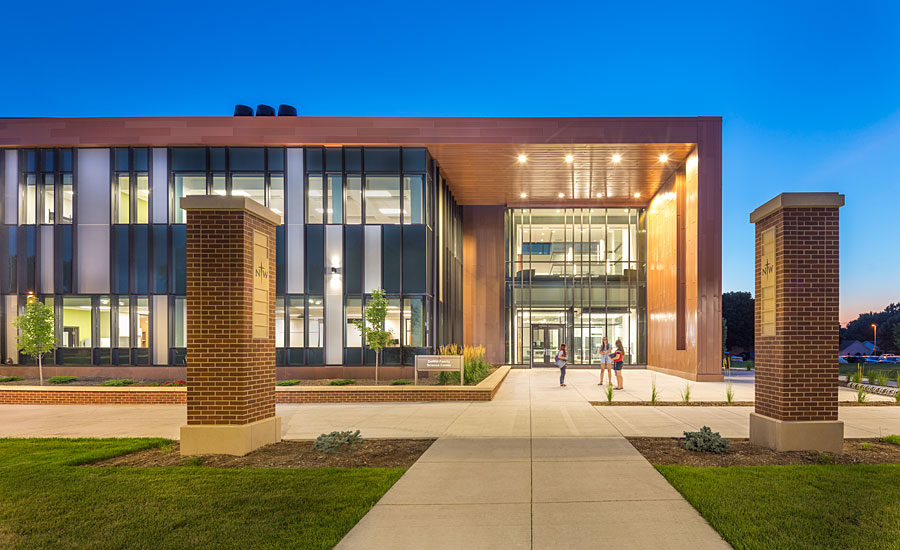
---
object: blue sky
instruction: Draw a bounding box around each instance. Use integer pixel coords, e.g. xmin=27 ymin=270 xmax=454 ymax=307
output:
xmin=2 ymin=0 xmax=898 ymax=324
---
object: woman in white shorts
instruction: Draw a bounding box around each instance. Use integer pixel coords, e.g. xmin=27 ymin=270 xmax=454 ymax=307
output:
xmin=597 ymin=337 xmax=612 ymax=386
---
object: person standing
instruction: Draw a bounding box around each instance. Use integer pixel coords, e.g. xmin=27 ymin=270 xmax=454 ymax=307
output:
xmin=556 ymin=344 xmax=568 ymax=387
xmin=597 ymin=336 xmax=612 ymax=386
xmin=611 ymin=339 xmax=625 ymax=390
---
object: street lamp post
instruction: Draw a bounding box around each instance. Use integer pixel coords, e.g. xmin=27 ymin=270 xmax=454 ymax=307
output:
xmin=872 ymin=324 xmax=878 ymax=355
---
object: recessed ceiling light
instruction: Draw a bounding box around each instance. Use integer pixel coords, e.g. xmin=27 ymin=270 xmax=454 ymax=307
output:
xmin=520 ymin=192 xmax=527 ymax=198
xmin=596 ymin=192 xmax=603 ymax=198
xmin=518 ymin=154 xmax=527 ymax=163
xmin=565 ymin=154 xmax=574 ymax=163
xmin=658 ymin=154 xmax=669 ymax=163
xmin=611 ymin=153 xmax=622 ymax=163
xmin=633 ymin=192 xmax=641 ymax=198
xmin=558 ymin=192 xmax=565 ymax=198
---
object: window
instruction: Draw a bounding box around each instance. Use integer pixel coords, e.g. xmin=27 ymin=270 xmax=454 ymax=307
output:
xmin=171 ymin=147 xmax=285 ymax=222
xmin=112 ymin=148 xmax=150 ymax=224
xmin=403 ymin=175 xmax=424 ymax=224
xmin=98 ymin=296 xmax=112 ymax=347
xmin=307 ymin=296 xmax=324 ymax=348
xmin=403 ymin=297 xmax=425 ymax=347
xmin=117 ymin=297 xmax=131 ymax=347
xmin=327 ymin=174 xmax=343 ymax=224
xmin=365 ymin=176 xmax=401 ymax=224
xmin=62 ymin=297 xmax=92 ymax=348
xmin=346 ymin=298 xmax=362 ymax=347
xmin=20 ymin=149 xmax=74 ymax=225
xmin=288 ymin=296 xmax=305 ymax=347
xmin=345 ymin=175 xmax=362 ymax=224
xmin=275 ymin=297 xmax=285 ymax=348
xmin=173 ymin=297 xmax=186 ymax=348
xmin=307 ymin=174 xmax=324 ymax=223
xmin=135 ymin=297 xmax=150 ymax=348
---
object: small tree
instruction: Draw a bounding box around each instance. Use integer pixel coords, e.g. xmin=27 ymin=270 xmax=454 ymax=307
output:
xmin=11 ymin=299 xmax=56 ymax=386
xmin=353 ymin=289 xmax=393 ymax=383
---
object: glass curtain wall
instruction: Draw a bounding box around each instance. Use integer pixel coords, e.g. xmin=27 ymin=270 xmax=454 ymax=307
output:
xmin=505 ymin=208 xmax=647 ymax=366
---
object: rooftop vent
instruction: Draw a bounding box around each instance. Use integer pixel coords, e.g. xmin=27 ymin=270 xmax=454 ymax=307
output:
xmin=233 ymin=104 xmax=253 ymax=116
xmin=256 ymin=104 xmax=275 ymax=116
xmin=277 ymin=104 xmax=298 ymax=116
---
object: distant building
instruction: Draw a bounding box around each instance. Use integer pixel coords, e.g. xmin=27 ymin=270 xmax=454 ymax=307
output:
xmin=839 ymin=340 xmax=874 ymax=356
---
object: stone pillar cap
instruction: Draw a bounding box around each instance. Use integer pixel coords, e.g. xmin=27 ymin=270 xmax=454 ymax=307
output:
xmin=179 ymin=195 xmax=282 ymax=225
xmin=750 ymin=192 xmax=844 ymax=223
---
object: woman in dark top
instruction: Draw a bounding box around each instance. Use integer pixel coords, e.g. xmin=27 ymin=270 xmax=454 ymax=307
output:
xmin=611 ymin=339 xmax=625 ymax=390
xmin=556 ymin=344 xmax=568 ymax=387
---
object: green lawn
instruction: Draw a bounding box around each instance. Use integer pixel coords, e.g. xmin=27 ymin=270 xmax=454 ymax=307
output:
xmin=657 ymin=464 xmax=900 ymax=549
xmin=0 ymin=439 xmax=405 ymax=549
xmin=839 ymin=363 xmax=899 ymax=381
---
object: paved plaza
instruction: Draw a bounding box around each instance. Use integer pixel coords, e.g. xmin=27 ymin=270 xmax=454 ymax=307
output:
xmin=3 ymin=369 xmax=900 ymax=548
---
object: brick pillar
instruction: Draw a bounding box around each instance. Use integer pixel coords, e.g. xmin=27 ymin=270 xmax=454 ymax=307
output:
xmin=179 ymin=196 xmax=281 ymax=456
xmin=749 ymin=192 xmax=844 ymax=452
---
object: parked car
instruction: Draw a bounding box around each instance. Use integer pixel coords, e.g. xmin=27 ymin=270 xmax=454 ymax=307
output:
xmin=877 ymin=356 xmax=900 ymax=364
xmin=838 ymin=356 xmax=848 ymax=364
xmin=730 ymin=355 xmax=743 ymax=362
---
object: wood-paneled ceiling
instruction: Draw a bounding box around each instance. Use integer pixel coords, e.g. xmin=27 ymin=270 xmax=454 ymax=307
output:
xmin=428 ymin=143 xmax=695 ymax=206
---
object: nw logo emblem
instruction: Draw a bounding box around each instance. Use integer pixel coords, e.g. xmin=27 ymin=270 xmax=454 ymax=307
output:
xmin=761 ymin=259 xmax=773 ymax=279
xmin=255 ymin=262 xmax=268 ymax=281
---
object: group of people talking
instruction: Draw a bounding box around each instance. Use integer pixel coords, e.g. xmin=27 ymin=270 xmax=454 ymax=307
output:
xmin=554 ymin=337 xmax=625 ymax=389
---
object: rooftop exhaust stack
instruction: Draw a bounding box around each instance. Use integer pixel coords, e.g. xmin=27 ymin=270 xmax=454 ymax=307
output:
xmin=277 ymin=104 xmax=298 ymax=116
xmin=233 ymin=104 xmax=253 ymax=116
xmin=256 ymin=104 xmax=275 ymax=116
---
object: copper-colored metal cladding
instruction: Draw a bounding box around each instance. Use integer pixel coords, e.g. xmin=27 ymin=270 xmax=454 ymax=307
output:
xmin=461 ymin=206 xmax=506 ymax=364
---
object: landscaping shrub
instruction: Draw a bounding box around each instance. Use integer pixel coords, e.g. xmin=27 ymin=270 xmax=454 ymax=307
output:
xmin=881 ymin=435 xmax=900 ymax=446
xmin=850 ymin=370 xmax=862 ymax=384
xmin=681 ymin=426 xmax=730 ymax=454
xmin=857 ymin=386 xmax=867 ymax=403
xmin=103 ymin=379 xmax=135 ymax=387
xmin=437 ymin=344 xmax=491 ymax=385
xmin=605 ymin=383 xmax=614 ymax=404
xmin=725 ymin=382 xmax=735 ymax=403
xmin=650 ymin=376 xmax=658 ymax=405
xmin=276 ymin=380 xmax=301 ymax=386
xmin=860 ymin=442 xmax=873 ymax=451
xmin=391 ymin=379 xmax=410 ymax=385
xmin=873 ymin=370 xmax=889 ymax=387
xmin=0 ymin=376 xmax=24 ymax=383
xmin=330 ymin=379 xmax=356 ymax=386
xmin=48 ymin=376 xmax=77 ymax=384
xmin=162 ymin=380 xmax=186 ymax=387
xmin=313 ymin=430 xmax=363 ymax=454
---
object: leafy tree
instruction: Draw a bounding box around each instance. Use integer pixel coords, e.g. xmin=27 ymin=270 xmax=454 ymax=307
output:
xmin=893 ymin=324 xmax=900 ymax=352
xmin=722 ymin=291 xmax=754 ymax=352
xmin=841 ymin=303 xmax=900 ymax=353
xmin=353 ymin=289 xmax=393 ymax=383
xmin=11 ymin=299 xmax=56 ymax=386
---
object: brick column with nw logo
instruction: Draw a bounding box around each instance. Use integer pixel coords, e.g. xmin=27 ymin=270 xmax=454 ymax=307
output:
xmin=749 ymin=192 xmax=845 ymax=453
xmin=178 ymin=196 xmax=282 ymax=456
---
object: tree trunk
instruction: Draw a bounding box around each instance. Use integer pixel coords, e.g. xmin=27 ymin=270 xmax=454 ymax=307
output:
xmin=375 ymin=351 xmax=379 ymax=383
xmin=38 ymin=354 xmax=43 ymax=386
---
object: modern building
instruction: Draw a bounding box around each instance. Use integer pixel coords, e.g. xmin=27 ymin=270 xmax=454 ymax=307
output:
xmin=0 ymin=114 xmax=722 ymax=381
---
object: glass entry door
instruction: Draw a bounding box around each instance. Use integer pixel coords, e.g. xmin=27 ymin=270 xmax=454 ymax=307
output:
xmin=531 ymin=324 xmax=564 ymax=367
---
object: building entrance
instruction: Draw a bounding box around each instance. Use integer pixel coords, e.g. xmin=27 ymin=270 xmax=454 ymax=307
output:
xmin=530 ymin=324 xmax=564 ymax=367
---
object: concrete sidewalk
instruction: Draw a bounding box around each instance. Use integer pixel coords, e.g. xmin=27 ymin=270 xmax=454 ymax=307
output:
xmin=336 ymin=370 xmax=730 ymax=549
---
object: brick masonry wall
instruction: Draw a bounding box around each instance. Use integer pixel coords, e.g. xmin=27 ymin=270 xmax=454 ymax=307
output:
xmin=185 ymin=209 xmax=277 ymax=425
xmin=0 ymin=387 xmax=494 ymax=405
xmin=755 ymin=207 xmax=840 ymax=422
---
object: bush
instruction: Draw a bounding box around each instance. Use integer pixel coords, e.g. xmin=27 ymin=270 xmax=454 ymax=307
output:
xmin=881 ymin=435 xmax=900 ymax=446
xmin=725 ymin=382 xmax=735 ymax=403
xmin=48 ymin=376 xmax=77 ymax=384
xmin=437 ymin=344 xmax=491 ymax=385
xmin=873 ymin=370 xmax=889 ymax=387
xmin=857 ymin=386 xmax=867 ymax=403
xmin=103 ymin=379 xmax=135 ymax=387
xmin=162 ymin=380 xmax=186 ymax=387
xmin=329 ymin=379 xmax=355 ymax=386
xmin=681 ymin=383 xmax=692 ymax=403
xmin=391 ymin=379 xmax=410 ymax=385
xmin=313 ymin=430 xmax=363 ymax=454
xmin=276 ymin=380 xmax=301 ymax=386
xmin=605 ymin=383 xmax=614 ymax=404
xmin=0 ymin=376 xmax=24 ymax=383
xmin=850 ymin=370 xmax=862 ymax=384
xmin=681 ymin=426 xmax=730 ymax=454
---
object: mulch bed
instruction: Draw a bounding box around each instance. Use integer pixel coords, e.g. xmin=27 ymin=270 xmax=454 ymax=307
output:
xmin=591 ymin=401 xmax=898 ymax=407
xmin=628 ymin=437 xmax=900 ymax=466
xmin=87 ymin=439 xmax=435 ymax=469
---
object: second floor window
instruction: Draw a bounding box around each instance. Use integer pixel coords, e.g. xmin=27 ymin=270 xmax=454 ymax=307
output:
xmin=112 ymin=148 xmax=150 ymax=224
xmin=20 ymin=149 xmax=74 ymax=225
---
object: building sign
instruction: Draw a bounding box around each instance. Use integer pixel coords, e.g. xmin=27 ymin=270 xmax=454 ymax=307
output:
xmin=414 ymin=355 xmax=465 ymax=385
xmin=759 ymin=227 xmax=776 ymax=337
xmin=252 ymin=231 xmax=270 ymax=339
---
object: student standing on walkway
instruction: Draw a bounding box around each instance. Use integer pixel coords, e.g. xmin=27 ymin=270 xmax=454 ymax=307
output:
xmin=611 ymin=339 xmax=625 ymax=390
xmin=556 ymin=344 xmax=568 ymax=387
xmin=597 ymin=336 xmax=612 ymax=386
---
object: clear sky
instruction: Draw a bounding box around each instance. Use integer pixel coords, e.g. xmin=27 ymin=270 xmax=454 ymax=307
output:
xmin=2 ymin=0 xmax=898 ymax=325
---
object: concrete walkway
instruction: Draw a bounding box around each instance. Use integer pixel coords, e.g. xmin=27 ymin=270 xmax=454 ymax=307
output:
xmin=336 ymin=370 xmax=730 ymax=549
